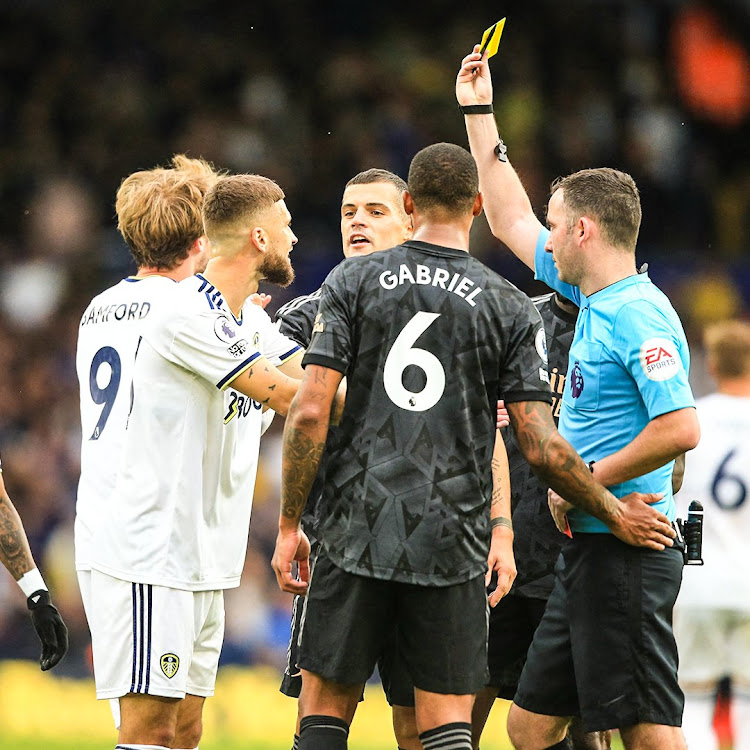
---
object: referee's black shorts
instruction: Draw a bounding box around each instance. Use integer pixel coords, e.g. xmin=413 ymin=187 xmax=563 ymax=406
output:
xmin=514 ymin=533 xmax=684 ymax=732
xmin=297 ymin=548 xmax=489 ymax=696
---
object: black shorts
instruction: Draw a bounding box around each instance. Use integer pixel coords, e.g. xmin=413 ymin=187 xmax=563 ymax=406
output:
xmin=487 ymin=592 xmax=548 ymax=699
xmin=279 ymin=589 xmax=415 ymax=707
xmin=297 ymin=548 xmax=489 ymax=696
xmin=514 ymin=534 xmax=684 ymax=732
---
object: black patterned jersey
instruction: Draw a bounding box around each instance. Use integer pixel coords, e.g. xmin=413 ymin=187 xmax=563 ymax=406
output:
xmin=275 ymin=289 xmax=321 ymax=349
xmin=275 ymin=287 xmax=325 ymax=545
xmin=303 ymin=240 xmax=552 ymax=586
xmin=505 ymin=292 xmax=578 ymax=599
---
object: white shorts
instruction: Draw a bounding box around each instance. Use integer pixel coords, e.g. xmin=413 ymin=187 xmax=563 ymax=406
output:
xmin=674 ymin=606 xmax=750 ymax=684
xmin=85 ymin=569 xmax=225 ymax=701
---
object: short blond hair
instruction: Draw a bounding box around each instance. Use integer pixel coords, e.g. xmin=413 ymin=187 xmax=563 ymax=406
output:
xmin=202 ymin=174 xmax=285 ymax=241
xmin=116 ymin=154 xmax=220 ymax=269
xmin=704 ymin=319 xmax=750 ymax=379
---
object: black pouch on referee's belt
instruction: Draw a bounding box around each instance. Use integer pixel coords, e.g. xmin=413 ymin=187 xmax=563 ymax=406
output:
xmin=674 ymin=500 xmax=704 ymax=566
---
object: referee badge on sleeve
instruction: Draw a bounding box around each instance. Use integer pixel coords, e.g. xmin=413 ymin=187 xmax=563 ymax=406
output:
xmin=160 ymin=653 xmax=180 ymax=678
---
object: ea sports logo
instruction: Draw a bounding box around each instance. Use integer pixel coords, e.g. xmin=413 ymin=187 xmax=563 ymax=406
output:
xmin=639 ymin=338 xmax=680 ymax=381
xmin=160 ymin=653 xmax=180 ymax=679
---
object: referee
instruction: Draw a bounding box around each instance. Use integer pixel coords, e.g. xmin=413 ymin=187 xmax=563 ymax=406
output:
xmin=457 ymin=47 xmax=699 ymax=750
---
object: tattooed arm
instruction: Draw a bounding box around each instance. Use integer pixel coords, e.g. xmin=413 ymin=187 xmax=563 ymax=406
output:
xmin=0 ymin=470 xmax=36 ymax=581
xmin=230 ymin=356 xmax=301 ymax=417
xmin=0 ymin=468 xmax=69 ymax=670
xmin=506 ymin=400 xmax=676 ymax=550
xmin=487 ymin=431 xmax=516 ymax=607
xmin=272 ymin=364 xmax=344 ymax=594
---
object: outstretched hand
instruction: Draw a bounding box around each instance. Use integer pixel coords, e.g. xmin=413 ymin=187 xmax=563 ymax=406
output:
xmin=456 ymin=45 xmax=494 ymax=107
xmin=27 ymin=590 xmax=69 ymax=671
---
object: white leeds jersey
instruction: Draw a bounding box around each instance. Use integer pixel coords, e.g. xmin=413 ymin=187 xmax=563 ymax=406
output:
xmin=76 ymin=276 xmax=178 ymax=572
xmin=676 ymin=392 xmax=750 ymax=611
xmin=88 ymin=274 xmax=302 ymax=591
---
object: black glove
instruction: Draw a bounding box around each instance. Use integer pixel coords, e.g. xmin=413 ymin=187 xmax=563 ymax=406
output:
xmin=27 ymin=589 xmax=69 ymax=671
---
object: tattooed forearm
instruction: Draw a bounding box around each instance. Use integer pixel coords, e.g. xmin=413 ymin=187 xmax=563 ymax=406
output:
xmin=281 ymin=425 xmax=326 ymax=521
xmin=0 ymin=492 xmax=35 ymax=580
xmin=508 ymin=400 xmax=621 ymax=526
xmin=490 ymin=456 xmax=504 ymax=513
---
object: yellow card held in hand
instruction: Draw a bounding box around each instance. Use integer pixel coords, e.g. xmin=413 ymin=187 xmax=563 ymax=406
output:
xmin=479 ymin=18 xmax=506 ymax=59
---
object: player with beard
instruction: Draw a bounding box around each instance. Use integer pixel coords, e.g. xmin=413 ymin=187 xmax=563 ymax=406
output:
xmin=86 ymin=174 xmax=317 ymax=750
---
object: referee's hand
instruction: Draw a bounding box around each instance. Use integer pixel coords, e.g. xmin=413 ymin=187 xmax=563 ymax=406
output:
xmin=27 ymin=589 xmax=69 ymax=671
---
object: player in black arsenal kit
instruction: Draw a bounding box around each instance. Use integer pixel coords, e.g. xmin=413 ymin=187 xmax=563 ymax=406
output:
xmin=272 ymin=143 xmax=640 ymax=750
xmin=275 ymin=169 xmax=421 ymax=750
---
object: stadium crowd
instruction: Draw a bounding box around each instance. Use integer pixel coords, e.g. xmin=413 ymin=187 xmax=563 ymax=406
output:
xmin=0 ymin=0 xmax=748 ymax=690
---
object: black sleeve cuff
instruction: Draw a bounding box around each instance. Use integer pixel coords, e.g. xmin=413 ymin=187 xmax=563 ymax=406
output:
xmin=501 ymin=389 xmax=554 ymax=405
xmin=301 ymin=352 xmax=349 ymax=375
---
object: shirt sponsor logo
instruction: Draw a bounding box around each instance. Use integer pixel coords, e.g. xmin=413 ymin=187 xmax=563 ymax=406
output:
xmin=570 ymin=361 xmax=584 ymax=398
xmin=214 ymin=315 xmax=238 ymax=343
xmin=312 ymin=312 xmax=325 ymax=334
xmin=640 ymin=337 xmax=680 ymax=381
xmin=227 ymin=339 xmax=249 ymax=358
xmin=539 ymin=367 xmax=550 ymax=384
xmin=160 ymin=653 xmax=180 ymax=679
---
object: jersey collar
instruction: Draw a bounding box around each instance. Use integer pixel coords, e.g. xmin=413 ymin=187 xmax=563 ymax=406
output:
xmin=580 ymin=272 xmax=650 ymax=307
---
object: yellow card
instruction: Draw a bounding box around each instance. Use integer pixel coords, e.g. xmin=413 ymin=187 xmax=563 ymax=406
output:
xmin=479 ymin=18 xmax=506 ymax=59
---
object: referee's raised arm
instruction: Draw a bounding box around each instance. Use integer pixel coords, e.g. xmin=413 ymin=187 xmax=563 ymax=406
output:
xmin=456 ymin=45 xmax=543 ymax=270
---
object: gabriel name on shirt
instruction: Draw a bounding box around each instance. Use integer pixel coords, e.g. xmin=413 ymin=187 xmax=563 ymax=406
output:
xmin=378 ymin=264 xmax=483 ymax=306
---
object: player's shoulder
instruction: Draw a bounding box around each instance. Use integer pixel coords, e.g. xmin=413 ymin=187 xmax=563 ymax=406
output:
xmin=613 ymin=279 xmax=683 ymax=332
xmin=697 ymin=391 xmax=750 ymax=414
xmin=474 ymin=261 xmax=540 ymax=310
xmin=275 ymin=288 xmax=322 ymax=320
xmin=531 ymin=291 xmax=555 ymax=311
xmin=82 ymin=277 xmax=134 ymax=308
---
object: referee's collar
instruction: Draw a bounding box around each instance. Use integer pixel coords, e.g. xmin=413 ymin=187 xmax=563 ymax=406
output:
xmin=581 ymin=271 xmax=650 ymax=307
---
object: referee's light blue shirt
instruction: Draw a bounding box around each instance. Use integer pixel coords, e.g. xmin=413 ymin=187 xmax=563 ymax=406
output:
xmin=534 ymin=229 xmax=695 ymax=533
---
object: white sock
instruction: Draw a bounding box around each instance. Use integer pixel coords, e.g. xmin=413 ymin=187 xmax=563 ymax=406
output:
xmin=682 ymin=689 xmax=719 ymax=750
xmin=733 ymin=687 xmax=750 ymax=750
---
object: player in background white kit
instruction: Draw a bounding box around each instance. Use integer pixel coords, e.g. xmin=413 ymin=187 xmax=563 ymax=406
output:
xmin=675 ymin=319 xmax=750 ymax=750
xmin=76 ymin=154 xmax=221 ymax=740
xmin=76 ymin=154 xmax=217 ymax=578
xmin=82 ymin=171 xmax=310 ymax=750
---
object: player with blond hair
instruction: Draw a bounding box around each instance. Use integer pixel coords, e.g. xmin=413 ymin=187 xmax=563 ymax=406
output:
xmin=80 ymin=166 xmax=309 ymax=750
xmin=76 ymin=153 xmax=221 ymax=741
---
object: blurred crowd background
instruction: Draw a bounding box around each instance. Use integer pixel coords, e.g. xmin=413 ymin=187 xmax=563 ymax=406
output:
xmin=0 ymin=0 xmax=748 ymax=679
